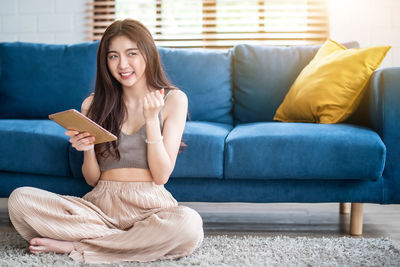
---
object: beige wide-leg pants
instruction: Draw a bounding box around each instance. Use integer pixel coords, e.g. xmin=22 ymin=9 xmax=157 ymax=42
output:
xmin=7 ymin=180 xmax=204 ymax=263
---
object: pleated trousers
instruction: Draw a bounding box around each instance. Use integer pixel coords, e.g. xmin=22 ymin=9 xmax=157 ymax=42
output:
xmin=8 ymin=180 xmax=204 ymax=263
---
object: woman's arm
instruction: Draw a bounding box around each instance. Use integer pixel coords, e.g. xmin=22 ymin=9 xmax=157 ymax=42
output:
xmin=65 ymin=96 xmax=101 ymax=187
xmin=144 ymin=90 xmax=188 ymax=185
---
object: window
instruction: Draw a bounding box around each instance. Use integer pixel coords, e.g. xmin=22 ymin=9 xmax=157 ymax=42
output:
xmin=87 ymin=0 xmax=329 ymax=48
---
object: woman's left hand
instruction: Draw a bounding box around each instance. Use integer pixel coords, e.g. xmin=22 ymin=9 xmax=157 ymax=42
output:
xmin=143 ymin=88 xmax=164 ymax=121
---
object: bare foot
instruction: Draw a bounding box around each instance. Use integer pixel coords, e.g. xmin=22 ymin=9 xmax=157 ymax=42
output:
xmin=29 ymin=237 xmax=74 ymax=254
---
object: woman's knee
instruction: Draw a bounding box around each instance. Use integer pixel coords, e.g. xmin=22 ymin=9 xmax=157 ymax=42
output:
xmin=178 ymin=206 xmax=204 ymax=244
xmin=8 ymin=187 xmax=36 ymax=217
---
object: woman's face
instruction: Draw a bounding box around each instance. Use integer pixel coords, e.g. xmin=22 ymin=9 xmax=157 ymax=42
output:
xmin=107 ymin=35 xmax=147 ymax=90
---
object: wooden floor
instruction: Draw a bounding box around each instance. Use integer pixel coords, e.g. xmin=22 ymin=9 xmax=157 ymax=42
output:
xmin=1 ymin=198 xmax=400 ymax=241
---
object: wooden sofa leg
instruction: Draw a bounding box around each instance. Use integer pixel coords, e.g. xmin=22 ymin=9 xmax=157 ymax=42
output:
xmin=350 ymin=203 xmax=363 ymax=236
xmin=340 ymin=203 xmax=350 ymax=214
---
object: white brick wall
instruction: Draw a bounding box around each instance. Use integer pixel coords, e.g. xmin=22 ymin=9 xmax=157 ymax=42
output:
xmin=0 ymin=0 xmax=88 ymax=43
xmin=330 ymin=0 xmax=400 ymax=68
xmin=0 ymin=1 xmax=18 ymax=15
xmin=3 ymin=15 xmax=36 ymax=33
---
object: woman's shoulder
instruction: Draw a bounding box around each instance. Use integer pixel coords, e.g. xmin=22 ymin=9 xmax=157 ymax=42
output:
xmin=164 ymin=89 xmax=187 ymax=105
xmin=163 ymin=89 xmax=188 ymax=119
xmin=81 ymin=93 xmax=94 ymax=116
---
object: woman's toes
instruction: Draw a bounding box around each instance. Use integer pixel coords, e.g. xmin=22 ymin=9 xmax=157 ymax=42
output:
xmin=29 ymin=245 xmax=43 ymax=254
xmin=30 ymin=237 xmax=40 ymax=246
xmin=28 ymin=238 xmax=74 ymax=254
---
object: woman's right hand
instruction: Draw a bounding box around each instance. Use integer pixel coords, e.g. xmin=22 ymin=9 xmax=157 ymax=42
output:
xmin=65 ymin=130 xmax=95 ymax=151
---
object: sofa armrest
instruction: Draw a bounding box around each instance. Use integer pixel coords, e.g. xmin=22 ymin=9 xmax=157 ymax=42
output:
xmin=367 ymin=67 xmax=400 ymax=203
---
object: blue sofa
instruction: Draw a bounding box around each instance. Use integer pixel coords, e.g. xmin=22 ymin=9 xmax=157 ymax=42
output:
xmin=1 ymin=41 xmax=399 ymax=235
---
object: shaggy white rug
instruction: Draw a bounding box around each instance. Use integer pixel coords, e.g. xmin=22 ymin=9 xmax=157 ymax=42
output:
xmin=1 ymin=232 xmax=399 ymax=266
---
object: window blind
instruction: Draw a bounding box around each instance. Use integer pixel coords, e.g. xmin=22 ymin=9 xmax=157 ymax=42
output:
xmin=87 ymin=0 xmax=329 ymax=48
xmin=86 ymin=0 xmax=116 ymax=41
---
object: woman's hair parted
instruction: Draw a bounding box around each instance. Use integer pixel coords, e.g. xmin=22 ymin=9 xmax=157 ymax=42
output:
xmin=87 ymin=19 xmax=179 ymax=160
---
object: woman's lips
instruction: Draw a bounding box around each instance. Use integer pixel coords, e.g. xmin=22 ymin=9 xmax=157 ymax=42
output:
xmin=120 ymin=71 xmax=134 ymax=80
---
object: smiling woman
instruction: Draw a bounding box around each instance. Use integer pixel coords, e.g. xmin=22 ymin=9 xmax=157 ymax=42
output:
xmin=7 ymin=19 xmax=203 ymax=264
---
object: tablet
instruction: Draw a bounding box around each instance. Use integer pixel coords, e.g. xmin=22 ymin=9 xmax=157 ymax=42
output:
xmin=49 ymin=109 xmax=118 ymax=144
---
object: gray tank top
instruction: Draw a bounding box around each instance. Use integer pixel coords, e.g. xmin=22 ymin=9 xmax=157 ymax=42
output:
xmin=98 ymin=111 xmax=163 ymax=171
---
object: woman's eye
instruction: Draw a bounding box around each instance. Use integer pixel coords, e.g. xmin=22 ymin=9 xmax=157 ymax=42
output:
xmin=128 ymin=52 xmax=136 ymax=56
xmin=109 ymin=54 xmax=118 ymax=60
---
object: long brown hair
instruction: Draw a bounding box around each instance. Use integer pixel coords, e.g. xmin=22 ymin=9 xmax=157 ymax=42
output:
xmin=88 ymin=19 xmax=177 ymax=159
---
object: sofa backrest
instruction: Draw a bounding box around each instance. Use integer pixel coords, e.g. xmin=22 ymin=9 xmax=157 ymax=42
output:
xmin=158 ymin=47 xmax=233 ymax=125
xmin=232 ymin=42 xmax=359 ymax=124
xmin=0 ymin=42 xmax=233 ymax=125
xmin=0 ymin=42 xmax=99 ymax=119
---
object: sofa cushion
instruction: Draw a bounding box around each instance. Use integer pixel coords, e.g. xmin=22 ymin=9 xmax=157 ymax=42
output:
xmin=224 ymin=122 xmax=386 ymax=180
xmin=172 ymin=121 xmax=232 ymax=178
xmin=0 ymin=41 xmax=98 ymax=119
xmin=158 ymin=47 xmax=233 ymax=125
xmin=232 ymin=42 xmax=360 ymax=123
xmin=0 ymin=120 xmax=70 ymax=177
xmin=274 ymin=40 xmax=391 ymax=124
xmin=69 ymin=121 xmax=233 ymax=179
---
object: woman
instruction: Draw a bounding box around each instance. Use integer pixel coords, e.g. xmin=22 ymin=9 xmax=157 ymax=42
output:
xmin=8 ymin=19 xmax=203 ymax=263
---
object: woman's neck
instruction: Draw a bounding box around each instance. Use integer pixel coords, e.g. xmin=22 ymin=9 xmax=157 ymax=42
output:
xmin=123 ymin=83 xmax=151 ymax=100
xmin=122 ymin=85 xmax=157 ymax=109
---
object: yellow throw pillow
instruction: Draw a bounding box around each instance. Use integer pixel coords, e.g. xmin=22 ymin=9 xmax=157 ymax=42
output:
xmin=273 ymin=39 xmax=391 ymax=124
